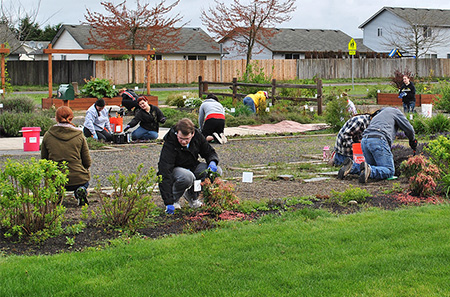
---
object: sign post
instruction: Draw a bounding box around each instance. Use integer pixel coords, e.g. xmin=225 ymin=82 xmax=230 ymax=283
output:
xmin=348 ymin=38 xmax=357 ymax=90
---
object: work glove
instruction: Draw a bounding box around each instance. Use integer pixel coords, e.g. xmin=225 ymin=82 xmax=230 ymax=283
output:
xmin=208 ymin=161 xmax=217 ymax=172
xmin=398 ymin=92 xmax=407 ymax=98
xmin=165 ymin=205 xmax=175 ymax=215
xmin=92 ymin=133 xmax=98 ymax=140
xmin=124 ymin=125 xmax=130 ymax=132
xmin=409 ymin=138 xmax=418 ymax=151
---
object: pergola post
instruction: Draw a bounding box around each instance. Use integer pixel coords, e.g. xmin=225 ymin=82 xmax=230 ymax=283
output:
xmin=0 ymin=44 xmax=10 ymax=98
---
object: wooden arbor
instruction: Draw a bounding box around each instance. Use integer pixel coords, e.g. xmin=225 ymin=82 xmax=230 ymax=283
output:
xmin=43 ymin=44 xmax=155 ymax=98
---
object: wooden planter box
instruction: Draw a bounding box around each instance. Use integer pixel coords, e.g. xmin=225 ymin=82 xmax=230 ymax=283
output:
xmin=41 ymin=96 xmax=158 ymax=110
xmin=376 ymin=93 xmax=441 ymax=106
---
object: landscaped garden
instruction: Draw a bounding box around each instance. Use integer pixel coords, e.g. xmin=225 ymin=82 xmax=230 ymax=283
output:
xmin=2 ymin=71 xmax=450 ymax=295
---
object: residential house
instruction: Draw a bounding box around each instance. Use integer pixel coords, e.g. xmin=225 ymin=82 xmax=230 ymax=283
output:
xmin=220 ymin=28 xmax=375 ymax=60
xmin=49 ymin=24 xmax=223 ymax=61
xmin=0 ymin=24 xmax=27 ymax=60
xmin=359 ymin=7 xmax=450 ymax=58
xmin=19 ymin=41 xmax=50 ymax=60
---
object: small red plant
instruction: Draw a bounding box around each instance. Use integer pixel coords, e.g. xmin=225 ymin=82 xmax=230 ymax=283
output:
xmin=400 ymin=154 xmax=441 ymax=196
xmin=393 ymin=192 xmax=443 ymax=205
xmin=201 ymin=177 xmax=239 ymax=214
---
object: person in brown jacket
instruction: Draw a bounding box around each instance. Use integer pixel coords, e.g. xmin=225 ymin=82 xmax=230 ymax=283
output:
xmin=41 ymin=106 xmax=91 ymax=206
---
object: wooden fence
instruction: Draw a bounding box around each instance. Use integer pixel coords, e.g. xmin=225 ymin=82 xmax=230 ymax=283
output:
xmin=199 ymin=76 xmax=323 ymax=115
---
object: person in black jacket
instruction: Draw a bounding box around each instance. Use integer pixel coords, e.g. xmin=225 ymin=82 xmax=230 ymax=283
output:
xmin=158 ymin=118 xmax=222 ymax=214
xmin=119 ymin=88 xmax=140 ymax=113
xmin=398 ymin=75 xmax=416 ymax=113
xmin=124 ymin=96 xmax=166 ymax=140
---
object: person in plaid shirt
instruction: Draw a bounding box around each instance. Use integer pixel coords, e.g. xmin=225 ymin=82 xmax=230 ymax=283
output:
xmin=335 ymin=110 xmax=380 ymax=179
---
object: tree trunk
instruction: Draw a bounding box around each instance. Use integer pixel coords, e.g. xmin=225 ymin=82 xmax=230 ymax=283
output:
xmin=131 ymin=55 xmax=136 ymax=84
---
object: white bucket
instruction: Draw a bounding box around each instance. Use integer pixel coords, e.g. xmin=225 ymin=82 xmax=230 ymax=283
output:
xmin=422 ymin=104 xmax=433 ymax=118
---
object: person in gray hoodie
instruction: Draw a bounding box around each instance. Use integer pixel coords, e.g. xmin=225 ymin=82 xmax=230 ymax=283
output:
xmin=198 ymin=93 xmax=227 ymax=144
xmin=347 ymin=107 xmax=417 ymax=183
xmin=42 ymin=106 xmax=91 ymax=206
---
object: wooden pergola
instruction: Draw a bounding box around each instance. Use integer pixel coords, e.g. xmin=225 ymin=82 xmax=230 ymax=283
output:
xmin=43 ymin=44 xmax=155 ymax=98
xmin=0 ymin=44 xmax=10 ymax=96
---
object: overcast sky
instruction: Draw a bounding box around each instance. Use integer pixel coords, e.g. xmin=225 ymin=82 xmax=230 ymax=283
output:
xmin=13 ymin=0 xmax=450 ymax=39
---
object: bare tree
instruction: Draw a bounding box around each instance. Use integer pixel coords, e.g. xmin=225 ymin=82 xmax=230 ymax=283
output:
xmin=201 ymin=0 xmax=296 ymax=68
xmin=382 ymin=9 xmax=450 ymax=75
xmin=0 ymin=0 xmax=42 ymax=52
xmin=84 ymin=0 xmax=184 ymax=83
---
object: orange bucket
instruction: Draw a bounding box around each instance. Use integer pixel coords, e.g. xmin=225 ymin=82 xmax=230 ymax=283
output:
xmin=110 ymin=117 xmax=123 ymax=133
xmin=352 ymin=143 xmax=365 ymax=164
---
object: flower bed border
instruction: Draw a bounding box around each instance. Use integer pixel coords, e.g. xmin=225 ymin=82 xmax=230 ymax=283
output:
xmin=41 ymin=96 xmax=158 ymax=110
xmin=377 ymin=93 xmax=441 ymax=106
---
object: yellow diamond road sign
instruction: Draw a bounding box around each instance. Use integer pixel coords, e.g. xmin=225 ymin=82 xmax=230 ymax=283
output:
xmin=348 ymin=38 xmax=357 ymax=51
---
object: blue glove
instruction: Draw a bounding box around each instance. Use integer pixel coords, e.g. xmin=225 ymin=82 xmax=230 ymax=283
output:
xmin=165 ymin=205 xmax=175 ymax=214
xmin=398 ymin=92 xmax=407 ymax=98
xmin=92 ymin=133 xmax=98 ymax=140
xmin=208 ymin=161 xmax=217 ymax=172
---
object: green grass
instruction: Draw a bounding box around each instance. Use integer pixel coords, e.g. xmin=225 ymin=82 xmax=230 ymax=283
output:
xmin=1 ymin=204 xmax=450 ymax=296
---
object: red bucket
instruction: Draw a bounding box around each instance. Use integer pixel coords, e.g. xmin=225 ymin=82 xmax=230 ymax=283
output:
xmin=20 ymin=127 xmax=41 ymax=151
xmin=110 ymin=117 xmax=123 ymax=133
xmin=352 ymin=143 xmax=365 ymax=164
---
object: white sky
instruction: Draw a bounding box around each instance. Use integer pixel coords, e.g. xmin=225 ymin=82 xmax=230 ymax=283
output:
xmin=12 ymin=0 xmax=450 ymax=38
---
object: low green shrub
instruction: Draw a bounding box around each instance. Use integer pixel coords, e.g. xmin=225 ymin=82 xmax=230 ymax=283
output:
xmin=434 ymin=80 xmax=450 ymax=113
xmin=166 ymin=92 xmax=197 ymax=107
xmin=0 ymin=95 xmax=36 ymax=113
xmin=424 ymin=135 xmax=450 ymax=173
xmin=330 ymin=185 xmax=371 ymax=205
xmin=426 ymin=113 xmax=450 ymax=134
xmin=80 ymin=77 xmax=117 ymax=99
xmin=324 ymin=96 xmax=350 ymax=132
xmin=94 ymin=164 xmax=160 ymax=231
xmin=410 ymin=115 xmax=427 ymax=135
xmin=0 ymin=158 xmax=68 ymax=240
xmin=0 ymin=112 xmax=54 ymax=136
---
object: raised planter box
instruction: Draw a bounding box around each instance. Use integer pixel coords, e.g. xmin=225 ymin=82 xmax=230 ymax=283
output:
xmin=376 ymin=93 xmax=441 ymax=106
xmin=41 ymin=96 xmax=158 ymax=110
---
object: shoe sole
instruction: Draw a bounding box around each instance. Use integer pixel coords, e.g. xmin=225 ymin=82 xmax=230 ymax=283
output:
xmin=213 ymin=132 xmax=223 ymax=144
xmin=359 ymin=162 xmax=371 ymax=183
xmin=220 ymin=133 xmax=227 ymax=144
xmin=337 ymin=158 xmax=353 ymax=179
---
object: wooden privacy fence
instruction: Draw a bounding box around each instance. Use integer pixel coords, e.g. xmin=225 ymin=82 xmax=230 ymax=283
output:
xmin=94 ymin=58 xmax=450 ymax=85
xmin=198 ymin=76 xmax=323 ymax=115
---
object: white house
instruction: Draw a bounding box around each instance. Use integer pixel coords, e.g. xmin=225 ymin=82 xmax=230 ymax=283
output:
xmin=220 ymin=28 xmax=375 ymax=60
xmin=359 ymin=7 xmax=450 ymax=58
xmin=49 ymin=25 xmax=223 ymax=61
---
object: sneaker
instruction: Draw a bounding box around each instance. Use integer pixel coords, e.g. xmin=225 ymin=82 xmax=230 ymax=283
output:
xmin=75 ymin=186 xmax=88 ymax=206
xmin=337 ymin=158 xmax=353 ymax=179
xmin=188 ymin=199 xmax=203 ymax=208
xmin=173 ymin=201 xmax=182 ymax=209
xmin=220 ymin=132 xmax=228 ymax=144
xmin=213 ymin=132 xmax=223 ymax=144
xmin=359 ymin=162 xmax=371 ymax=184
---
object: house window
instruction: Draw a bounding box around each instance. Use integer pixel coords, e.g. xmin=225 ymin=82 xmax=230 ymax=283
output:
xmin=285 ymin=53 xmax=300 ymax=59
xmin=186 ymin=55 xmax=207 ymax=60
xmin=447 ymin=54 xmax=450 ymax=59
xmin=424 ymin=54 xmax=437 ymax=59
xmin=61 ymin=55 xmax=66 ymax=60
xmin=423 ymin=26 xmax=432 ymax=38
xmin=377 ymin=28 xmax=382 ymax=37
xmin=154 ymin=55 xmax=162 ymax=60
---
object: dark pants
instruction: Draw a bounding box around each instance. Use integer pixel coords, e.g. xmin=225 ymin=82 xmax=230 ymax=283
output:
xmin=201 ymin=118 xmax=225 ymax=140
xmin=83 ymin=127 xmax=113 ymax=142
xmin=65 ymin=182 xmax=90 ymax=199
xmin=122 ymin=99 xmax=140 ymax=112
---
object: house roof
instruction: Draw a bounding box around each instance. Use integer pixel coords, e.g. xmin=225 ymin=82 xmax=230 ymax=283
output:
xmin=359 ymin=7 xmax=450 ymax=29
xmin=0 ymin=24 xmax=26 ymax=55
xmin=51 ymin=25 xmax=222 ymax=54
xmin=258 ymin=28 xmax=374 ymax=53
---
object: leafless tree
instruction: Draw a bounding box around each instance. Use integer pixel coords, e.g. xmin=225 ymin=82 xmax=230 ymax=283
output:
xmin=201 ymin=0 xmax=296 ymax=68
xmin=382 ymin=9 xmax=450 ymax=74
xmin=84 ymin=0 xmax=184 ymax=83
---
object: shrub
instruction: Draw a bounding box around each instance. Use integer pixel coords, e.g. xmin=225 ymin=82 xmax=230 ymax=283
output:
xmin=391 ymin=68 xmax=414 ymax=89
xmin=166 ymin=92 xmax=197 ymax=107
xmin=80 ymin=77 xmax=117 ymax=99
xmin=324 ymin=96 xmax=350 ymax=132
xmin=424 ymin=135 xmax=450 ymax=173
xmin=400 ymin=154 xmax=441 ymax=196
xmin=202 ymin=174 xmax=239 ymax=215
xmin=278 ymin=78 xmax=317 ymax=98
xmin=434 ymin=80 xmax=450 ymax=113
xmin=94 ymin=164 xmax=160 ymax=231
xmin=0 ymin=95 xmax=36 ymax=113
xmin=330 ymin=185 xmax=371 ymax=205
xmin=237 ymin=61 xmax=271 ymax=95
xmin=410 ymin=115 xmax=427 ymax=135
xmin=0 ymin=112 xmax=54 ymax=136
xmin=426 ymin=113 xmax=450 ymax=134
xmin=0 ymin=158 xmax=68 ymax=240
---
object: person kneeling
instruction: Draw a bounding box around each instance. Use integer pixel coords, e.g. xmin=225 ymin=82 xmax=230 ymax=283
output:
xmin=158 ymin=118 xmax=222 ymax=214
xmin=124 ymin=96 xmax=166 ymax=140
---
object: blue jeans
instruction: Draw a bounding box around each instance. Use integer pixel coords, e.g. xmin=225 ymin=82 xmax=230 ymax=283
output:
xmin=132 ymin=127 xmax=158 ymax=140
xmin=361 ymin=137 xmax=395 ymax=180
xmin=171 ymin=163 xmax=223 ymax=202
xmin=334 ymin=152 xmax=361 ymax=174
xmin=243 ymin=97 xmax=256 ymax=113
xmin=403 ymin=101 xmax=415 ymax=113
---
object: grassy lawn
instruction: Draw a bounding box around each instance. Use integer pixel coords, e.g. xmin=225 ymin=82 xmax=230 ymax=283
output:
xmin=1 ymin=204 xmax=450 ymax=296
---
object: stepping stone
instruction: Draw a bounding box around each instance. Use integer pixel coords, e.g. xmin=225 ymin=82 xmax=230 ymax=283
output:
xmin=303 ymin=177 xmax=330 ymax=182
